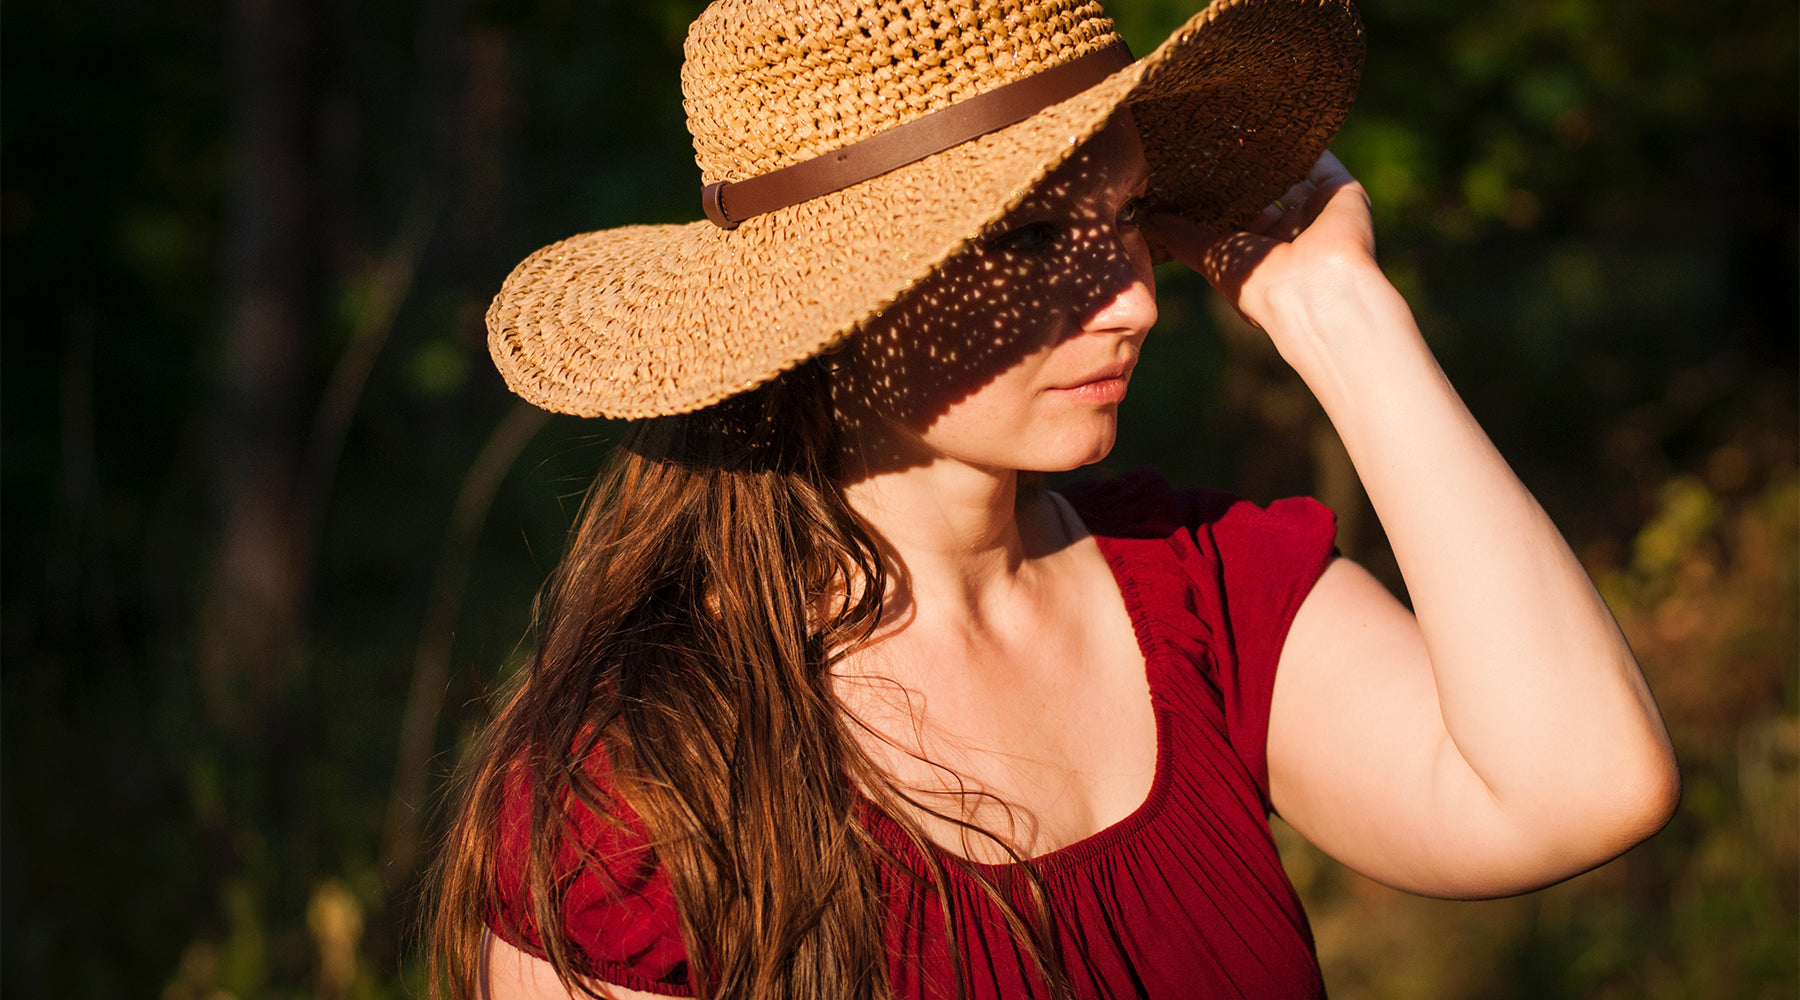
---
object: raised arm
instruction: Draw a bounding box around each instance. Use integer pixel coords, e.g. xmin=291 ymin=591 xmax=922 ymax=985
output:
xmin=1154 ymin=155 xmax=1679 ymax=898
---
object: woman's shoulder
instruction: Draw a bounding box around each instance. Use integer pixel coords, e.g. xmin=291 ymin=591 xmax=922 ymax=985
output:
xmin=490 ymin=738 xmax=692 ymax=991
xmin=1059 ymin=466 xmax=1335 ymax=549
xmin=1060 ymin=469 xmax=1339 ymax=810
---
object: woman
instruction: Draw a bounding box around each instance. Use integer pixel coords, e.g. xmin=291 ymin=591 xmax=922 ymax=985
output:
xmin=432 ymin=1 xmax=1680 ymax=997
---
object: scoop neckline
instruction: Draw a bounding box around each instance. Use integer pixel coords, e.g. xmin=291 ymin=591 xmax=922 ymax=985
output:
xmin=858 ymin=489 xmax=1174 ymax=879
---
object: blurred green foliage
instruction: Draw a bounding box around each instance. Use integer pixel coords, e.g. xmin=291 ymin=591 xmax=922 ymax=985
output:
xmin=1 ymin=0 xmax=1793 ymax=997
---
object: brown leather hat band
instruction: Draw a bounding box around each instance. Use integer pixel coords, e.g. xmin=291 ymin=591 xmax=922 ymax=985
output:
xmin=702 ymin=41 xmax=1133 ymax=230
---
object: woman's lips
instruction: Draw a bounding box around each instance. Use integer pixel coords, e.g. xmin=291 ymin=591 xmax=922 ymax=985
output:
xmin=1051 ymin=362 xmax=1135 ymax=404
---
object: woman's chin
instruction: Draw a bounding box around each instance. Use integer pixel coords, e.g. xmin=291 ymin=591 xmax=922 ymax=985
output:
xmin=1027 ymin=425 xmax=1118 ymax=473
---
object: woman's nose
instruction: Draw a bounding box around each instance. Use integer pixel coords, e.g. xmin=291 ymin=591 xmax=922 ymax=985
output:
xmin=1087 ymin=236 xmax=1158 ymax=336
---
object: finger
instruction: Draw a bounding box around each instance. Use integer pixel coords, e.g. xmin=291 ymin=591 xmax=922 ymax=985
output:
xmin=1308 ymin=149 xmax=1353 ymax=189
xmin=1150 ymin=212 xmax=1276 ymax=320
xmin=1303 ymin=152 xmax=1362 ymax=219
xmin=1276 ymin=179 xmax=1320 ymax=240
xmin=1148 ymin=211 xmax=1226 ymax=271
xmin=1301 ymin=151 xmax=1375 ymax=252
xmin=1279 ymin=178 xmax=1317 ymax=210
xmin=1249 ymin=200 xmax=1287 ymax=236
xmin=1309 ymin=178 xmax=1375 ymax=253
xmin=1251 ymin=180 xmax=1317 ymax=241
xmin=1245 ymin=178 xmax=1303 ymax=235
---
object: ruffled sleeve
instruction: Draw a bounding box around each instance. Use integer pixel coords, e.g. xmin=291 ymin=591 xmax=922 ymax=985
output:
xmin=491 ymin=748 xmax=694 ymax=996
xmin=1064 ymin=467 xmax=1337 ymax=808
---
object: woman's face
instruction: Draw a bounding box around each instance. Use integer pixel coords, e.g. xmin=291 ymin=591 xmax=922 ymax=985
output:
xmin=835 ymin=114 xmax=1157 ymax=479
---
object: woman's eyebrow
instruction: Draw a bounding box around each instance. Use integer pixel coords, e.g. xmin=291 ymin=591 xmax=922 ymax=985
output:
xmin=1121 ymin=157 xmax=1151 ymax=196
xmin=1108 ymin=154 xmax=1152 ymax=196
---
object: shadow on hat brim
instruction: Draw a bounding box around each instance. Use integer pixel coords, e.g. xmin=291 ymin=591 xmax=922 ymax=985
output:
xmin=487 ymin=0 xmax=1364 ymax=420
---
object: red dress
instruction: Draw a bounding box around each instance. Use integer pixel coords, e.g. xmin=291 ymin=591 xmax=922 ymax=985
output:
xmin=493 ymin=468 xmax=1338 ymax=998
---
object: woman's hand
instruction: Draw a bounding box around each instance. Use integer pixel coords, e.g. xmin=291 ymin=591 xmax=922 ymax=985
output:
xmin=1155 ymin=151 xmax=1377 ymax=323
xmin=1151 ymin=153 xmax=1414 ymax=403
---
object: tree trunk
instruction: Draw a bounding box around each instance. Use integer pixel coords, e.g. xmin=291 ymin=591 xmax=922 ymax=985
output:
xmin=199 ymin=0 xmax=317 ymax=735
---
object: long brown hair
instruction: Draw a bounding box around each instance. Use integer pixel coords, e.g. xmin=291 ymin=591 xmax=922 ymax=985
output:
xmin=428 ymin=359 xmax=1067 ymax=998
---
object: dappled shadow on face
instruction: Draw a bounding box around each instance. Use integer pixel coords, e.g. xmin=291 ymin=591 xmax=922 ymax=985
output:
xmin=833 ymin=120 xmax=1154 ymax=480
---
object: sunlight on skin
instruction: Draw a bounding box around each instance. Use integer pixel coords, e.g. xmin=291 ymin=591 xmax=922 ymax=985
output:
xmin=1154 ymin=155 xmax=1679 ymax=899
xmin=826 ymin=115 xmax=1162 ymax=867
xmin=827 ymin=113 xmax=1159 ymax=646
xmin=482 ymin=114 xmax=1167 ymax=1000
xmin=483 ymin=115 xmax=1678 ymax=1000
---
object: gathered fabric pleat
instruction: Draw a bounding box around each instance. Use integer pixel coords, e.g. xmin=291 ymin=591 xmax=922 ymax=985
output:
xmin=493 ymin=468 xmax=1337 ymax=998
xmin=863 ymin=467 xmax=1337 ymax=999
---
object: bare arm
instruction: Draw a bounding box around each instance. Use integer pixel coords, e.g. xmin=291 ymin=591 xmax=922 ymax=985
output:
xmin=1155 ymin=155 xmax=1679 ymax=898
xmin=483 ymin=931 xmax=667 ymax=1000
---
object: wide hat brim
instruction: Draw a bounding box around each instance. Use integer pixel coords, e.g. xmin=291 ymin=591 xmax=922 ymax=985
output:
xmin=488 ymin=0 xmax=1365 ymax=420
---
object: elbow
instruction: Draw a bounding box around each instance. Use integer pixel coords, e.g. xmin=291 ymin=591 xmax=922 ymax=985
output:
xmin=1569 ymin=735 xmax=1682 ymax=868
xmin=1531 ymin=733 xmax=1683 ymax=888
xmin=1571 ymin=673 xmax=1684 ymax=858
xmin=1620 ymin=740 xmax=1682 ymax=844
xmin=1468 ymin=752 xmax=1681 ymax=899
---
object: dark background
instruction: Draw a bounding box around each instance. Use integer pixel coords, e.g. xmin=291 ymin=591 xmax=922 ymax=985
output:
xmin=3 ymin=0 xmax=1794 ymax=997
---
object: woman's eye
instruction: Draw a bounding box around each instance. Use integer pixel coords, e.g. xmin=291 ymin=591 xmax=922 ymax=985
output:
xmin=988 ymin=220 xmax=1059 ymax=254
xmin=1117 ymin=196 xmax=1148 ymax=230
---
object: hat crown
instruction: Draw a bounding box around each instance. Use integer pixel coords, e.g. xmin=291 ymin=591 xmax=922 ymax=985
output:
xmin=682 ymin=0 xmax=1121 ymax=185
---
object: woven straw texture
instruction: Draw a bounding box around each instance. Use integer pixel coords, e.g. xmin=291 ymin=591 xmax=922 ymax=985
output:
xmin=488 ymin=0 xmax=1364 ymax=419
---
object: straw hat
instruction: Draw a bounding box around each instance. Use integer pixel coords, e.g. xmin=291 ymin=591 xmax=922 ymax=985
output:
xmin=487 ymin=0 xmax=1364 ymax=419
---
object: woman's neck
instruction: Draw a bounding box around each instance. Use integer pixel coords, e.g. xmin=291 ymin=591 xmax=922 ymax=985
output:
xmin=841 ymin=458 xmax=1053 ymax=623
